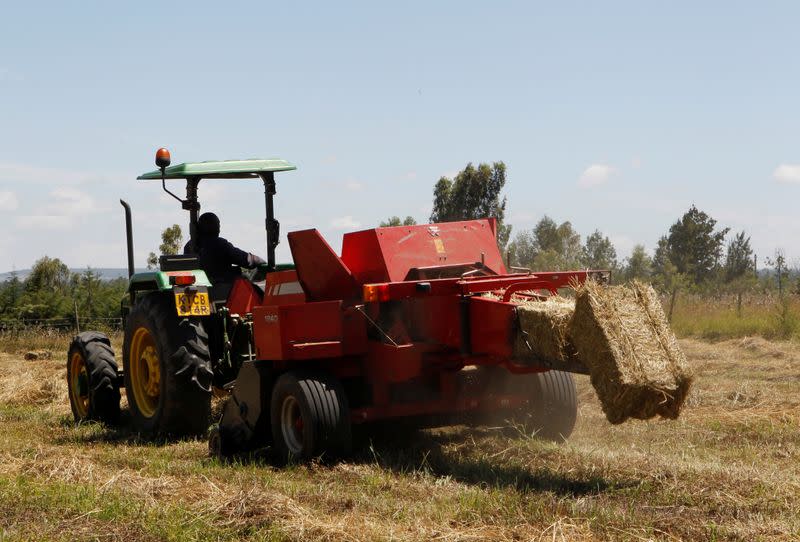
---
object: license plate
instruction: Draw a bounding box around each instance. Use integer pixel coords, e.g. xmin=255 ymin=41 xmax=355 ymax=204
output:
xmin=174 ymin=291 xmax=211 ymax=316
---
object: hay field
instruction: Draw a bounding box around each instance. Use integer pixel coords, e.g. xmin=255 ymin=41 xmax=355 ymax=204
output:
xmin=0 ymin=337 xmax=798 ymax=541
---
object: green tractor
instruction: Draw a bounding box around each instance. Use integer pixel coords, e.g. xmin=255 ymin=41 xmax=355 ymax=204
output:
xmin=67 ymin=149 xmax=296 ymax=435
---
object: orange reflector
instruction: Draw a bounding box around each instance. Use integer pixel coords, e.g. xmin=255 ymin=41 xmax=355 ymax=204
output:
xmin=170 ymin=274 xmax=196 ymax=286
xmin=363 ymin=284 xmax=390 ymax=303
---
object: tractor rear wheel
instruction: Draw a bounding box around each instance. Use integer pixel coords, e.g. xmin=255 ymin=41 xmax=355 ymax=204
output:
xmin=482 ymin=368 xmax=578 ymax=442
xmin=123 ymin=293 xmax=212 ymax=436
xmin=67 ymin=331 xmax=120 ymax=424
xmin=270 ymin=371 xmax=351 ymax=462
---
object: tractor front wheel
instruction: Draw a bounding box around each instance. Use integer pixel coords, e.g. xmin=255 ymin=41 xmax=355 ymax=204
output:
xmin=67 ymin=331 xmax=120 ymax=424
xmin=123 ymin=294 xmax=212 ymax=436
xmin=270 ymin=371 xmax=351 ymax=462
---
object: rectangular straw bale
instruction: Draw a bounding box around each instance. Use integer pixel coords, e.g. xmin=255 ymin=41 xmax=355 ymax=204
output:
xmin=569 ymin=280 xmax=693 ymax=424
xmin=513 ymin=297 xmax=576 ymax=363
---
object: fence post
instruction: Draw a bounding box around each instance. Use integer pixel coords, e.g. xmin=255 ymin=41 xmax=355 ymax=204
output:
xmin=73 ymin=302 xmax=80 ymax=334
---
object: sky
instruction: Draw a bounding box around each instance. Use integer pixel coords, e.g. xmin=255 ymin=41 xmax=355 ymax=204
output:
xmin=1 ymin=1 xmax=799 ymax=272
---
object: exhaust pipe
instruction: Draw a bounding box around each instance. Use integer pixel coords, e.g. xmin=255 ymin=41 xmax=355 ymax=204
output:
xmin=120 ymin=199 xmax=134 ymax=278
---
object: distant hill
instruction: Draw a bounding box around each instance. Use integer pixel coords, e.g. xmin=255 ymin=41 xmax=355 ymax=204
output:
xmin=0 ymin=268 xmax=142 ymax=282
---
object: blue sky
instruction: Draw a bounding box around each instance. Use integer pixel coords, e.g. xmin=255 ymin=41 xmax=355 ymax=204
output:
xmin=1 ymin=2 xmax=799 ymax=272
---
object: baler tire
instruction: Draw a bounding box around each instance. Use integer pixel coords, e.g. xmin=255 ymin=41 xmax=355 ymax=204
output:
xmin=123 ymin=293 xmax=212 ymax=436
xmin=519 ymin=370 xmax=577 ymax=442
xmin=270 ymin=371 xmax=351 ymax=463
xmin=67 ymin=332 xmax=121 ymax=425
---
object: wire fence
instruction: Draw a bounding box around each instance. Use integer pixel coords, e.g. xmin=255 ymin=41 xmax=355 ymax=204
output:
xmin=0 ymin=317 xmax=123 ymax=332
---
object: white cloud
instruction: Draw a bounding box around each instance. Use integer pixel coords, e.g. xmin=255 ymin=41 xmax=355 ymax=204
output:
xmin=49 ymin=187 xmax=102 ymax=215
xmin=0 ymin=162 xmax=109 ymax=185
xmin=344 ymin=180 xmax=364 ymax=191
xmin=578 ymin=164 xmax=616 ymax=187
xmin=774 ymin=164 xmax=800 ymax=184
xmin=0 ymin=190 xmax=19 ymax=211
xmin=16 ymin=215 xmax=73 ymax=230
xmin=331 ymin=215 xmax=361 ymax=229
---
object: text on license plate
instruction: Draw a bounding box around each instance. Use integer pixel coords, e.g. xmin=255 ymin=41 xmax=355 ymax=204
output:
xmin=174 ymin=292 xmax=211 ymax=316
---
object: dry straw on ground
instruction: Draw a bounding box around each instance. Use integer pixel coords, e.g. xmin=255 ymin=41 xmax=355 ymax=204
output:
xmin=569 ymin=280 xmax=693 ymax=424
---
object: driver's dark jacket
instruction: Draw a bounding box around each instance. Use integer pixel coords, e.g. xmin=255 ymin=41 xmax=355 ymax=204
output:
xmin=196 ymin=236 xmax=251 ymax=284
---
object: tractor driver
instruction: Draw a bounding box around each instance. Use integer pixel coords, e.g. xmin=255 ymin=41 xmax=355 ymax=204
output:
xmin=190 ymin=212 xmax=265 ymax=284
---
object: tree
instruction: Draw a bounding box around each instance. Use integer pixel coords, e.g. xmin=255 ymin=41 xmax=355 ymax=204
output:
xmin=16 ymin=256 xmax=72 ymax=320
xmin=24 ymin=256 xmax=71 ymax=293
xmin=74 ymin=268 xmax=103 ymax=319
xmin=656 ymin=205 xmax=729 ymax=285
xmin=582 ymin=230 xmax=618 ymax=270
xmin=766 ymin=249 xmax=789 ymax=296
xmin=380 ymin=216 xmax=417 ymax=227
xmin=0 ymin=271 xmax=23 ymax=320
xmin=724 ymin=231 xmax=754 ymax=282
xmin=430 ymin=162 xmax=511 ymax=249
xmin=507 ymin=216 xmax=582 ymax=271
xmin=506 ymin=230 xmax=537 ymax=269
xmin=147 ymin=224 xmax=183 ymax=269
xmin=623 ymin=244 xmax=652 ymax=282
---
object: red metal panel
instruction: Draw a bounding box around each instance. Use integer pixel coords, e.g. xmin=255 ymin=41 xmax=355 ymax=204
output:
xmin=469 ymin=296 xmax=514 ymax=358
xmin=263 ymin=270 xmax=306 ymax=305
xmin=407 ymin=296 xmax=461 ymax=348
xmin=287 ymin=229 xmax=360 ymax=302
xmin=342 ymin=219 xmax=507 ymax=284
xmin=365 ymin=342 xmax=422 ymax=383
xmin=253 ymin=305 xmax=282 ymax=359
xmin=253 ymin=300 xmax=344 ymax=360
xmin=226 ymin=277 xmax=262 ymax=315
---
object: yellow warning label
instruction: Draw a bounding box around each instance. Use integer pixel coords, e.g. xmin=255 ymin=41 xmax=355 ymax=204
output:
xmin=433 ymin=238 xmax=446 ymax=254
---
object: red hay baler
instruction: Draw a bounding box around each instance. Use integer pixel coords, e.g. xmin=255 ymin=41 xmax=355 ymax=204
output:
xmin=65 ymin=150 xmax=602 ymax=461
xmin=214 ymin=217 xmax=602 ymax=460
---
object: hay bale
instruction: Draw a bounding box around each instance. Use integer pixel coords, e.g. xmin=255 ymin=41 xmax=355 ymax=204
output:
xmin=569 ymin=280 xmax=692 ymax=424
xmin=513 ymin=297 xmax=576 ymax=363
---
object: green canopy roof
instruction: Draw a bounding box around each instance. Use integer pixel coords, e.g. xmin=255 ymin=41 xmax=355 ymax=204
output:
xmin=137 ymin=159 xmax=296 ymax=180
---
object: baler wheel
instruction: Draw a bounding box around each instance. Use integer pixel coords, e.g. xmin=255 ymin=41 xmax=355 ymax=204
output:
xmin=66 ymin=331 xmax=121 ymax=424
xmin=270 ymin=371 xmax=351 ymax=462
xmin=520 ymin=370 xmax=578 ymax=442
xmin=481 ymin=368 xmax=577 ymax=442
xmin=123 ymin=293 xmax=212 ymax=436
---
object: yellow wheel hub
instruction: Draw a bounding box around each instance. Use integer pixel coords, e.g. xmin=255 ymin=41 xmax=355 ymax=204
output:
xmin=129 ymin=326 xmax=161 ymax=418
xmin=69 ymin=351 xmax=89 ymax=418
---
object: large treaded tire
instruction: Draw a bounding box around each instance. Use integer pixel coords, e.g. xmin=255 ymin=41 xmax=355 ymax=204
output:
xmin=123 ymin=293 xmax=212 ymax=436
xmin=521 ymin=370 xmax=578 ymax=442
xmin=270 ymin=371 xmax=351 ymax=463
xmin=483 ymin=368 xmax=578 ymax=442
xmin=67 ymin=331 xmax=121 ymax=424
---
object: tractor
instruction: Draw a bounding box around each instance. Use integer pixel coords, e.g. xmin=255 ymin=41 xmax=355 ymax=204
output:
xmin=67 ymin=149 xmax=604 ymax=461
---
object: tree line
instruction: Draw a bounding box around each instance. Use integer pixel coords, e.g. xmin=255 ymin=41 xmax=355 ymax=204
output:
xmin=0 ymin=257 xmax=127 ymax=327
xmin=1 ymin=159 xmax=792 ymax=328
xmin=384 ymin=161 xmax=789 ymax=303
